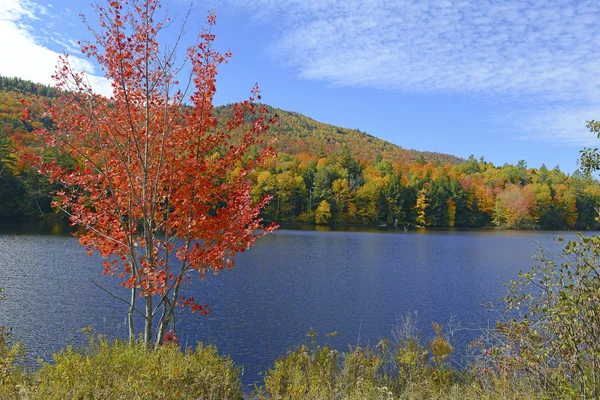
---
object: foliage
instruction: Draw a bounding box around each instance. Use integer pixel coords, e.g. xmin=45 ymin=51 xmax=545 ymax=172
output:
xmin=25 ymin=0 xmax=277 ymax=344
xmin=0 ymin=88 xmax=63 ymax=219
xmin=11 ymin=336 xmax=241 ymax=400
xmin=243 ymin=149 xmax=600 ymax=229
xmin=0 ymin=75 xmax=57 ymax=98
xmin=579 ymin=120 xmax=600 ymax=175
xmin=0 ymin=291 xmax=28 ymax=400
xmin=214 ymin=104 xmax=463 ymax=166
xmin=447 ymin=198 xmax=456 ymax=227
xmin=0 ymin=128 xmax=16 ymax=175
xmin=3 ymin=75 xmax=600 ymax=229
xmin=492 ymin=184 xmax=535 ymax=229
xmin=473 ymin=234 xmax=600 ymax=398
xmin=414 ymin=185 xmax=429 ymax=226
xmin=258 ymin=318 xmax=462 ymax=400
xmin=315 ymin=200 xmax=331 ymax=224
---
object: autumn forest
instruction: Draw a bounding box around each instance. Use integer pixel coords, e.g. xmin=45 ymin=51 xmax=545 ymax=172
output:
xmin=1 ymin=75 xmax=599 ymax=231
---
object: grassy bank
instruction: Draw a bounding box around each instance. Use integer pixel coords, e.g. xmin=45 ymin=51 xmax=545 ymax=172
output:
xmin=0 ymin=324 xmax=570 ymax=400
xmin=1 ymin=334 xmax=241 ymax=400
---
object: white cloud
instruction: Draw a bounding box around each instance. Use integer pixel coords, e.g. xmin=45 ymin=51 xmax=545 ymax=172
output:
xmin=0 ymin=0 xmax=111 ymax=96
xmin=225 ymin=0 xmax=600 ymax=145
xmin=227 ymin=0 xmax=600 ymax=98
xmin=510 ymin=105 xmax=600 ymax=146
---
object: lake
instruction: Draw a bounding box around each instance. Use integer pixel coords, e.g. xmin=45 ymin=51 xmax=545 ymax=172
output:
xmin=0 ymin=221 xmax=583 ymax=388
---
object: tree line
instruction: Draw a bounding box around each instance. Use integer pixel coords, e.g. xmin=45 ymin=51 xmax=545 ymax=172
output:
xmin=1 ymin=79 xmax=600 ymax=229
xmin=251 ymin=149 xmax=600 ymax=230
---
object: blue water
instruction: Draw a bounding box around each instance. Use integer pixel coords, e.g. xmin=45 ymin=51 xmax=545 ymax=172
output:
xmin=0 ymin=222 xmax=582 ymax=388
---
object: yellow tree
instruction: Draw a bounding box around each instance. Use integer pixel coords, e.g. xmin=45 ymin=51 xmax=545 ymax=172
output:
xmin=332 ymin=178 xmax=351 ymax=214
xmin=525 ymin=183 xmax=552 ymax=223
xmin=315 ymin=200 xmax=331 ymax=224
xmin=414 ymin=184 xmax=429 ymax=226
xmin=447 ymin=198 xmax=456 ymax=227
xmin=554 ymin=184 xmax=578 ymax=227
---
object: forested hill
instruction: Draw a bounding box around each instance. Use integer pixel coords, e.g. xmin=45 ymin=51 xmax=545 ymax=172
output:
xmin=3 ymin=76 xmax=600 ymax=230
xmin=213 ymin=104 xmax=463 ymax=165
xmin=0 ymin=74 xmax=462 ymax=165
xmin=0 ymin=76 xmax=58 ymax=98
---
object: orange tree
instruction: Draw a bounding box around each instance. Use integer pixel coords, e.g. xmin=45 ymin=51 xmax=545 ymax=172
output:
xmin=28 ymin=0 xmax=277 ymax=345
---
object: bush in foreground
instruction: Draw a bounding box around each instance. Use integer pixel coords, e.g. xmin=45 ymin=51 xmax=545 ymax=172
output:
xmin=257 ymin=319 xmax=458 ymax=399
xmin=472 ymin=234 xmax=600 ymax=399
xmin=6 ymin=336 xmax=241 ymax=400
xmin=256 ymin=317 xmax=552 ymax=400
xmin=0 ymin=321 xmax=562 ymax=399
xmin=0 ymin=326 xmax=28 ymax=399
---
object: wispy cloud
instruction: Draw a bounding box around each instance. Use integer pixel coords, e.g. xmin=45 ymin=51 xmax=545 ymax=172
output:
xmin=225 ymin=0 xmax=600 ymax=145
xmin=0 ymin=0 xmax=111 ymax=96
xmin=508 ymin=104 xmax=600 ymax=146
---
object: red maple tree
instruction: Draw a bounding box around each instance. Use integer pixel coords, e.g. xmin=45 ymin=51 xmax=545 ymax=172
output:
xmin=30 ymin=0 xmax=277 ymax=345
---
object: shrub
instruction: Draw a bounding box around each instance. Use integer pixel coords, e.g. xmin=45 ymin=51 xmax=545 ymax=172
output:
xmin=22 ymin=336 xmax=241 ymax=400
xmin=259 ymin=328 xmax=340 ymax=400
xmin=473 ymin=234 xmax=600 ymax=398
xmin=258 ymin=320 xmax=460 ymax=400
xmin=0 ymin=326 xmax=28 ymax=399
xmin=1 ymin=288 xmax=29 ymax=399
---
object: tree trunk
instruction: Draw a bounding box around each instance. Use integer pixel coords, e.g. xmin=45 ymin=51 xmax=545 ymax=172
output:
xmin=154 ymin=278 xmax=182 ymax=347
xmin=128 ymin=286 xmax=136 ymax=342
xmin=144 ymin=295 xmax=153 ymax=344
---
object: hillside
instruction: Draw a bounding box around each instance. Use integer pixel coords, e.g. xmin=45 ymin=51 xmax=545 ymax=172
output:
xmin=3 ymin=76 xmax=600 ymax=231
xmin=213 ymin=104 xmax=463 ymax=164
xmin=0 ymin=74 xmax=464 ymax=165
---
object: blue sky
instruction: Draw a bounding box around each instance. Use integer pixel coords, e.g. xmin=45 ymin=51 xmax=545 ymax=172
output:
xmin=2 ymin=0 xmax=600 ymax=172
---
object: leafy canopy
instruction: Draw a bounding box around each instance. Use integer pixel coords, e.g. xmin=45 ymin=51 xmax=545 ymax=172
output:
xmin=26 ymin=0 xmax=278 ymax=344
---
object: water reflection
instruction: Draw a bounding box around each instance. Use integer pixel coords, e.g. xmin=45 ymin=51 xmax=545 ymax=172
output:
xmin=0 ymin=219 xmax=76 ymax=236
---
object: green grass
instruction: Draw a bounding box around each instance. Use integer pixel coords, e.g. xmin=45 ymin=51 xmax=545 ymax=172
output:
xmin=0 ymin=328 xmax=561 ymax=400
xmin=1 ymin=334 xmax=241 ymax=400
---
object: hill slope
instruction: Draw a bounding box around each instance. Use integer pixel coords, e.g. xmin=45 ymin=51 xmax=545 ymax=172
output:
xmin=2 ymin=77 xmax=600 ymax=231
xmin=214 ymin=104 xmax=463 ymax=164
xmin=0 ymin=75 xmax=463 ymax=164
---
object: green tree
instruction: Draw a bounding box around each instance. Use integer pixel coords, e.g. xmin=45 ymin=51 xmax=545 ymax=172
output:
xmin=426 ymin=178 xmax=451 ymax=227
xmin=463 ymin=154 xmax=480 ymax=174
xmin=383 ymin=173 xmax=408 ymax=225
xmin=449 ymin=178 xmax=469 ymax=227
xmin=313 ymin=167 xmax=337 ymax=204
